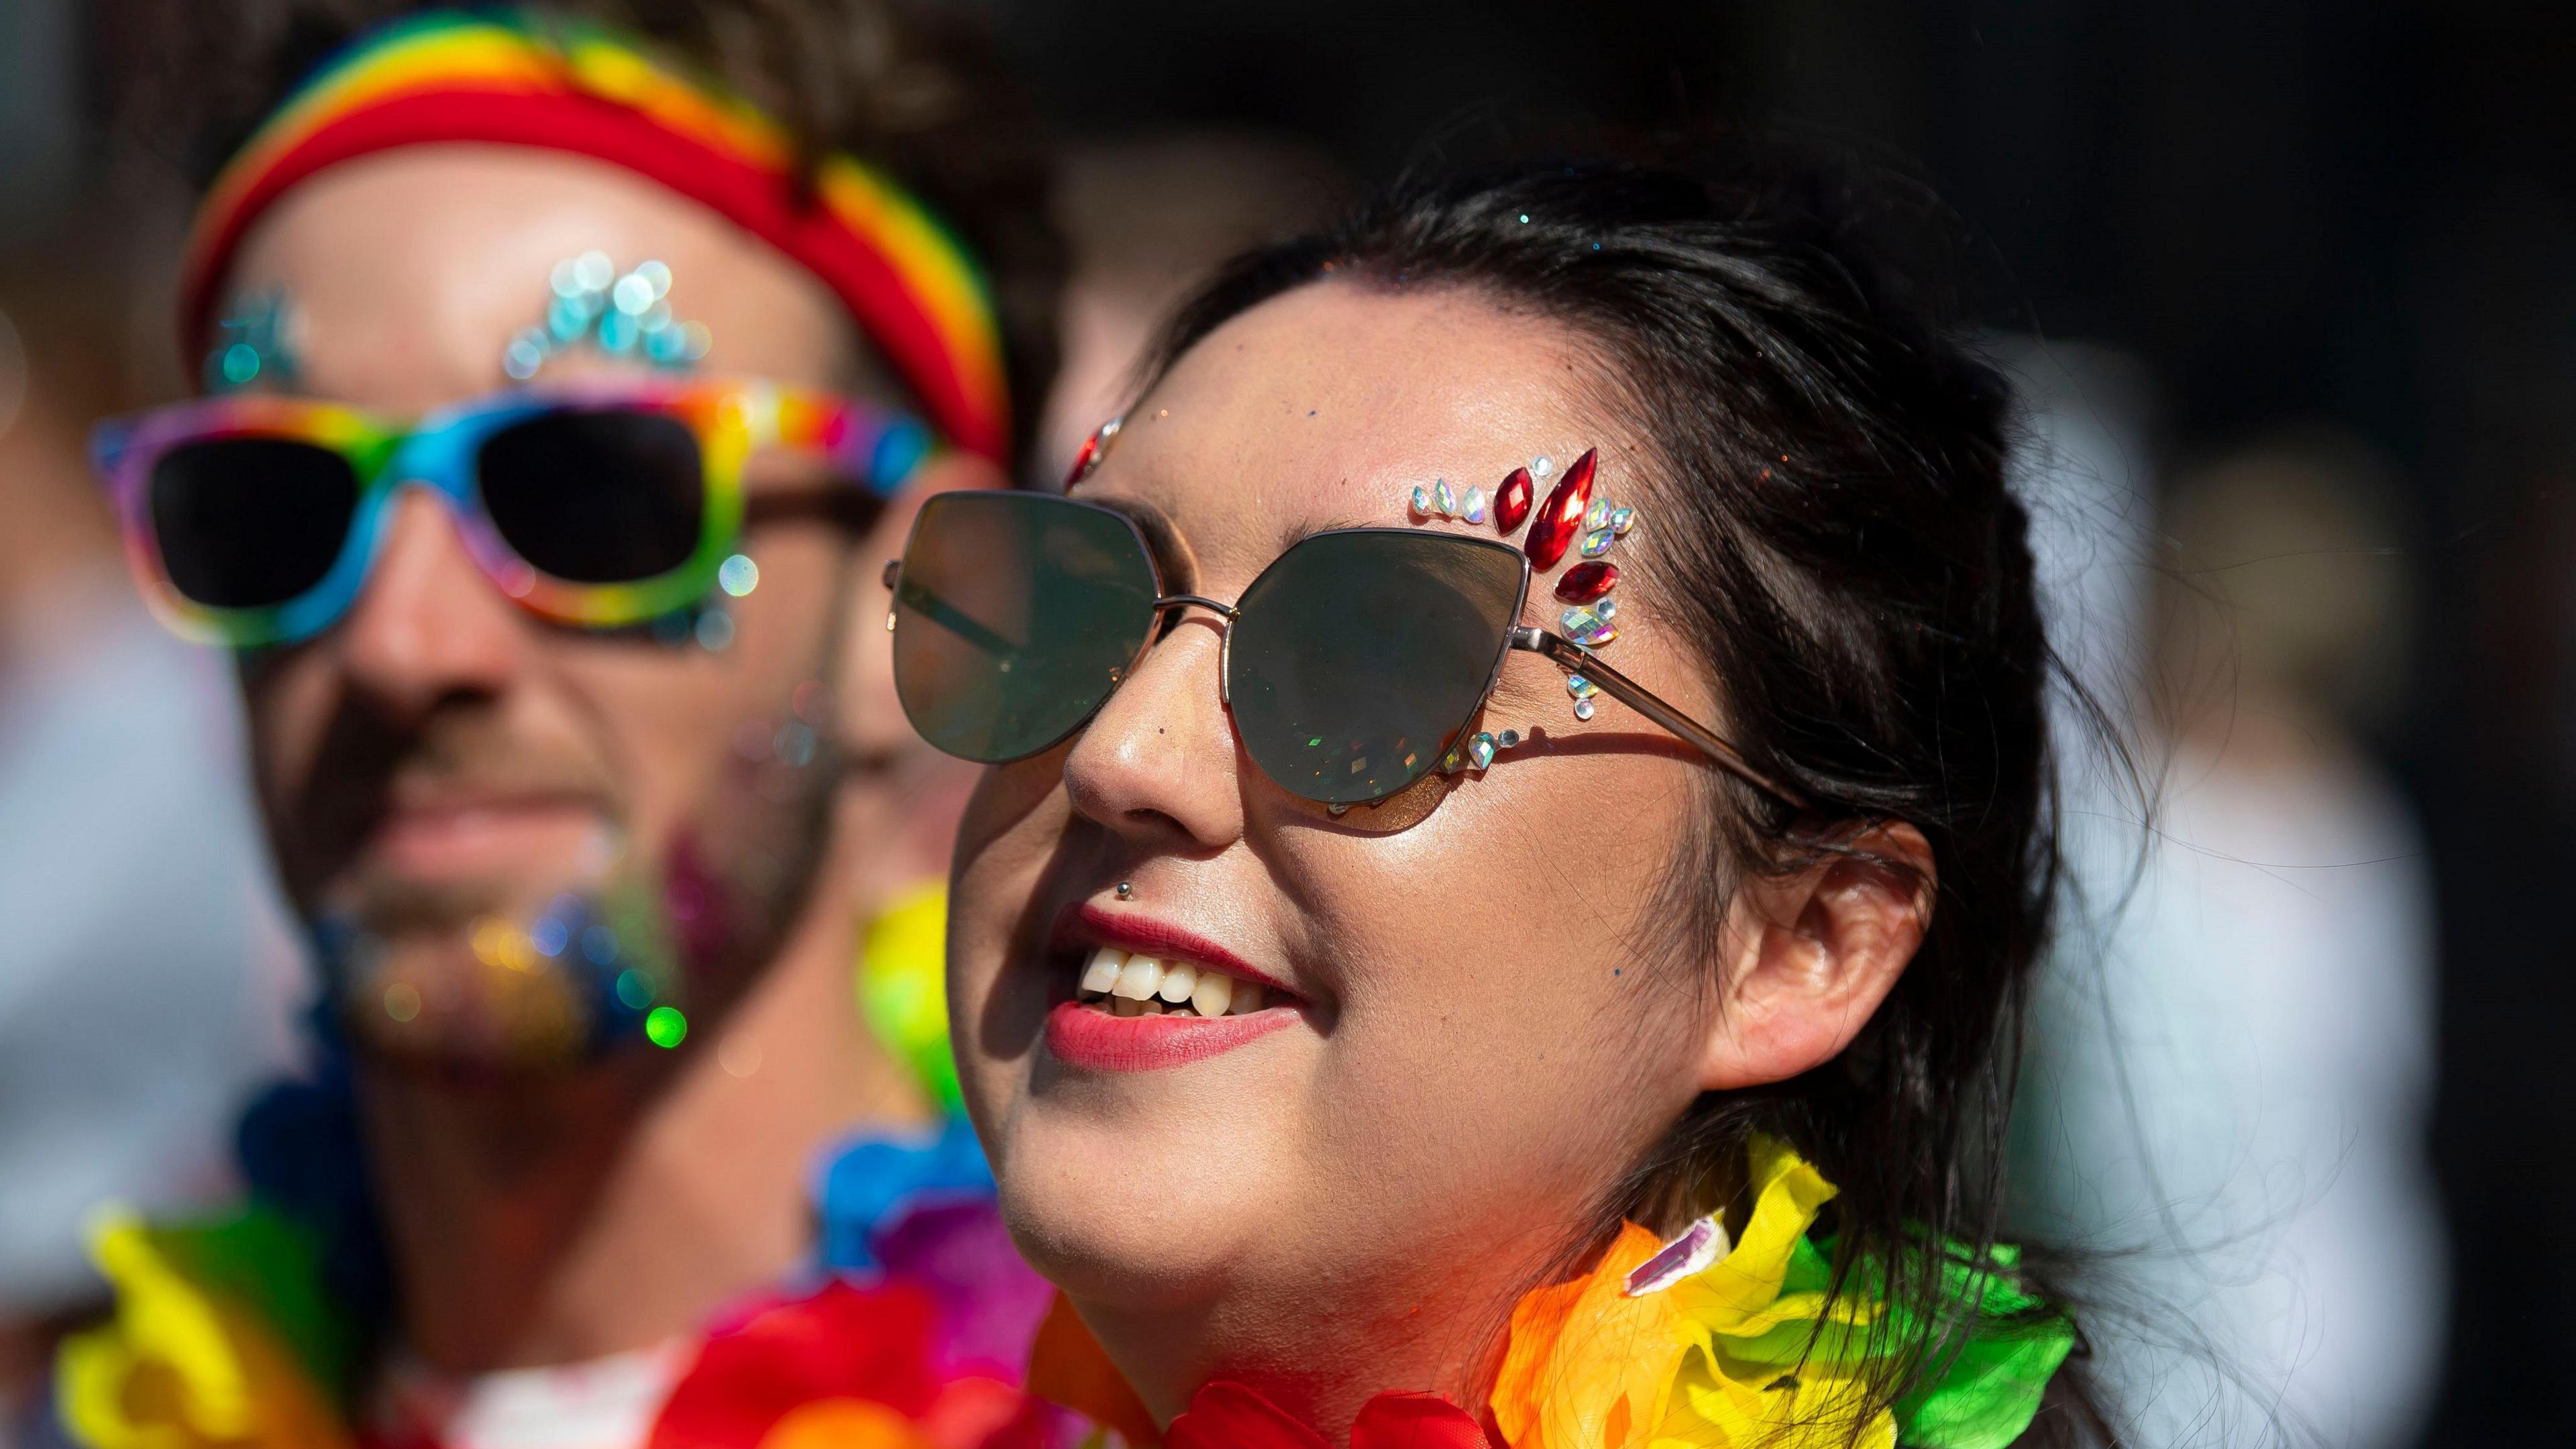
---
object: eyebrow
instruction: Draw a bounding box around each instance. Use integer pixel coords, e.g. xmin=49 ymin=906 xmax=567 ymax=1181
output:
xmin=1078 ymin=492 xmax=1199 ymax=594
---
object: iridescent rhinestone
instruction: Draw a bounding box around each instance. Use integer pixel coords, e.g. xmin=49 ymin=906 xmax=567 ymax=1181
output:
xmin=1560 ymin=604 xmax=1602 ymax=636
xmin=1610 ymin=505 xmax=1636 ymax=536
xmin=1580 ymin=621 xmax=1618 ymax=646
xmin=1496 ymin=729 xmax=1521 ymax=749
xmin=1468 ymin=733 xmax=1497 ymax=769
xmin=1441 ymin=747 xmax=1464 ymax=773
xmin=1462 ymin=486 xmax=1488 ymax=524
xmin=1574 ymin=698 xmax=1597 ymax=721
xmin=1581 ymin=527 xmax=1614 ymax=559
xmin=1411 ymin=484 xmax=1434 ymax=516
xmin=1434 ymin=478 xmax=1458 ymax=517
xmin=1595 ymin=598 xmax=1618 ymax=623
xmin=1568 ymin=675 xmax=1599 ymax=699
xmin=1585 ymin=499 xmax=1612 ymax=532
xmin=1532 ymin=455 xmax=1555 ymax=480
xmin=1555 ymin=560 xmax=1617 ymax=603
xmin=1495 ymin=468 xmax=1534 ymax=533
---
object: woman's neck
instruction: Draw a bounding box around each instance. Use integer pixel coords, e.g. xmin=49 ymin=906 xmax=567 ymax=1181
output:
xmin=1073 ymin=1216 xmax=1574 ymax=1440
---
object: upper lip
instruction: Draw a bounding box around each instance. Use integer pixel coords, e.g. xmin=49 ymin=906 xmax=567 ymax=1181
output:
xmin=1055 ymin=900 xmax=1301 ymax=1001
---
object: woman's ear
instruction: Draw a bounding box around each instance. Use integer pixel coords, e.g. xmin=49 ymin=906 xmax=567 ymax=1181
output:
xmin=1695 ymin=822 xmax=1935 ymax=1092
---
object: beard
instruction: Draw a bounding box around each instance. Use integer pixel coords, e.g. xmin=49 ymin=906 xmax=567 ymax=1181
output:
xmin=288 ymin=688 xmax=844 ymax=1081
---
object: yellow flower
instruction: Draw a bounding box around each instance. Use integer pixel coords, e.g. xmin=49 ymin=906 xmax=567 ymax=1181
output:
xmin=1489 ymin=1140 xmax=1896 ymax=1449
xmin=55 ymin=1210 xmax=351 ymax=1449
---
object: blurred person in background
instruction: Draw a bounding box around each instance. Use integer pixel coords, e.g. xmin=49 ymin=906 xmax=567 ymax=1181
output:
xmin=34 ymin=4 xmax=1077 ymax=1447
xmin=0 ymin=225 xmax=299 ymax=1423
xmin=2015 ymin=426 xmax=2445 ymax=1446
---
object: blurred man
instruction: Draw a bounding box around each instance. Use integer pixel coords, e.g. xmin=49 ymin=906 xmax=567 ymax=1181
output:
xmin=44 ymin=5 xmax=1065 ymax=1447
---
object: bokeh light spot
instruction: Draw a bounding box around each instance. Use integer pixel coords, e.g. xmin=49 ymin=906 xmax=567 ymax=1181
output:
xmin=615 ymin=969 xmax=656 ymax=1010
xmin=718 ymin=553 xmax=759 ymax=597
xmin=383 ymin=982 xmax=421 ymax=1022
xmin=645 ymin=1006 xmax=688 ymax=1048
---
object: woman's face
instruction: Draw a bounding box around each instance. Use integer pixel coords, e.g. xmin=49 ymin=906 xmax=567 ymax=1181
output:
xmin=948 ymin=281 xmax=1728 ymax=1413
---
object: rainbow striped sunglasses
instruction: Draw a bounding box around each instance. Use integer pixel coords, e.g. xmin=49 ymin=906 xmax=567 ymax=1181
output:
xmin=91 ymin=380 xmax=932 ymax=647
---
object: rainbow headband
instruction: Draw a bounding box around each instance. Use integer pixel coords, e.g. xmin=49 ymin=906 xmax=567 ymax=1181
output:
xmin=178 ymin=10 xmax=1010 ymax=462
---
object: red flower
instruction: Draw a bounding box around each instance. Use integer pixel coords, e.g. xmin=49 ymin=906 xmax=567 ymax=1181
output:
xmin=649 ymin=1279 xmax=943 ymax=1449
xmin=1165 ymin=1381 xmax=1493 ymax=1449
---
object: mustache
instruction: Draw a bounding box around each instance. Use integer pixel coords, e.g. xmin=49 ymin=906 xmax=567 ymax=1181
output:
xmin=276 ymin=697 xmax=624 ymax=884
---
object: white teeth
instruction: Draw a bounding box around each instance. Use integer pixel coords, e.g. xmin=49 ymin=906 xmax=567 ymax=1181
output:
xmin=1189 ymin=969 xmax=1233 ymax=1018
xmin=1074 ymin=944 xmax=1285 ymax=1018
xmin=1112 ymin=955 xmax=1164 ymax=1000
xmin=1080 ymin=947 xmax=1127 ymax=996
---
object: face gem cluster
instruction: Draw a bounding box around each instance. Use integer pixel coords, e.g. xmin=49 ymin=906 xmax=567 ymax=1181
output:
xmin=1406 ymin=447 xmax=1642 ymax=770
xmin=504 ymin=252 xmax=714 ymax=381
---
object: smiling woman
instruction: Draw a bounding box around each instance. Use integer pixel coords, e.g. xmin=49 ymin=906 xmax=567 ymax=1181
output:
xmin=914 ymin=143 xmax=2108 ymax=1448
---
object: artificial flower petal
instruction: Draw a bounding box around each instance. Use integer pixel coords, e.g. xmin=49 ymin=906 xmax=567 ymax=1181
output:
xmin=1490 ymin=1223 xmax=1676 ymax=1449
xmin=649 ymin=1280 xmax=942 ymax=1449
xmin=1024 ymin=1295 xmax=1161 ymax=1448
xmin=1348 ymin=1392 xmax=1495 ymax=1449
xmin=1167 ymin=1381 xmax=1331 ymax=1449
xmin=1493 ymin=1136 xmax=2072 ymax=1449
xmin=758 ymin=1398 xmax=934 ymax=1449
xmin=56 ymin=1209 xmax=354 ymax=1449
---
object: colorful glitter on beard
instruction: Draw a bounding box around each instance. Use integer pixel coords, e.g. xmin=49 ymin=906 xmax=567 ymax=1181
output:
xmin=312 ymin=672 xmax=845 ymax=1078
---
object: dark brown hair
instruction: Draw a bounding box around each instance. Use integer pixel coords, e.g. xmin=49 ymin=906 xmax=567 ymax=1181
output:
xmin=104 ymin=0 xmax=1063 ymax=467
xmin=1146 ymin=140 xmax=2118 ymax=1445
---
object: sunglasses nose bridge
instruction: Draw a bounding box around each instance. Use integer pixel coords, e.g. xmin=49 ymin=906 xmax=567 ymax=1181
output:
xmin=1148 ymin=592 xmax=1242 ymax=706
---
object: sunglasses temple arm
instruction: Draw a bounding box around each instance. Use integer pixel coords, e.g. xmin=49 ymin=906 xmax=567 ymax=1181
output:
xmin=1509 ymin=627 xmax=1808 ymax=810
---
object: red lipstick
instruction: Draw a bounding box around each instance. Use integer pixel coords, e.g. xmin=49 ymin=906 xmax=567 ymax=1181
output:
xmin=1044 ymin=1000 xmax=1295 ymax=1072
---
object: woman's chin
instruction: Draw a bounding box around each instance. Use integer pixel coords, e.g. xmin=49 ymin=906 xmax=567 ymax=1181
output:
xmin=989 ymin=1123 xmax=1276 ymax=1311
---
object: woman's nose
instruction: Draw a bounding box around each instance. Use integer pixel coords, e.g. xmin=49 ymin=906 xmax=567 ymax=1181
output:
xmin=1059 ymin=611 xmax=1246 ymax=853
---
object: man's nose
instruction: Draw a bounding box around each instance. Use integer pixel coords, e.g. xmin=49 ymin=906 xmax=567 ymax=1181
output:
xmin=332 ymin=488 xmax=524 ymax=716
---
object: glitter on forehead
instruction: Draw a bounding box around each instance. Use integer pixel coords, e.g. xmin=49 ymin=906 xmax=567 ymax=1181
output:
xmin=203 ymin=289 xmax=304 ymax=394
xmin=504 ymin=251 xmax=712 ymax=382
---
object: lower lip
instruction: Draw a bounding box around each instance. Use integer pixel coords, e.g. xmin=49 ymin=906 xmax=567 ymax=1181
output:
xmin=1043 ymin=999 xmax=1298 ymax=1072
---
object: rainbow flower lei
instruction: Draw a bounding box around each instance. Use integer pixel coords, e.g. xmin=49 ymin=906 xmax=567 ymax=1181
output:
xmin=1039 ymin=1138 xmax=2076 ymax=1449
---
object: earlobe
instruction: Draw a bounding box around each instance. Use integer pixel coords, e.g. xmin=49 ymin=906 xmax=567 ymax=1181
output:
xmin=1694 ymin=823 xmax=1935 ymax=1093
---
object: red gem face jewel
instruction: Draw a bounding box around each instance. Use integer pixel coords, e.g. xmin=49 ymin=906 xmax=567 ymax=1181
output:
xmin=1493 ymin=467 xmax=1534 ymax=534
xmin=1521 ymin=447 xmax=1597 ymax=570
xmin=1554 ymin=560 xmax=1618 ymax=603
xmin=1065 ymin=427 xmax=1106 ymax=488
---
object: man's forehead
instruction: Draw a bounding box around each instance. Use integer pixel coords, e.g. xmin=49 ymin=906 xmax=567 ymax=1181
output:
xmin=220 ymin=146 xmax=855 ymax=409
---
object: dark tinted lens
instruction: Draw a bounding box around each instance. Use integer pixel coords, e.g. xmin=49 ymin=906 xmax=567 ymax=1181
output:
xmin=148 ymin=437 xmax=359 ymax=609
xmin=893 ymin=493 xmax=1159 ymax=762
xmin=1228 ymin=531 xmax=1525 ymax=804
xmin=479 ymin=409 xmax=704 ymax=583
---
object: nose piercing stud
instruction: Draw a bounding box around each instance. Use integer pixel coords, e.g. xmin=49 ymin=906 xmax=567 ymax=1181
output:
xmin=1116 ymin=882 xmax=1133 ymax=900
